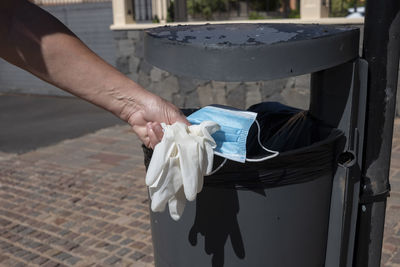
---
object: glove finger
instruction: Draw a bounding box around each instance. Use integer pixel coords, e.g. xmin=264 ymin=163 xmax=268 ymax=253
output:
xmin=150 ymin=155 xmax=182 ymax=212
xmin=147 ymin=122 xmax=163 ymax=149
xmin=200 ymin=121 xmax=220 ymax=145
xmin=168 ymin=187 xmax=186 ymax=221
xmin=146 ymin=129 xmax=175 ymax=187
xmin=194 ymin=122 xmax=217 ymax=177
xmin=204 ymin=142 xmax=215 ymax=175
xmin=178 ymin=141 xmax=200 ymax=201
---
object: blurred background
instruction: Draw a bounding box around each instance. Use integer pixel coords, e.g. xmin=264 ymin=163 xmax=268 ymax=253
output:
xmin=30 ymin=0 xmax=366 ymax=22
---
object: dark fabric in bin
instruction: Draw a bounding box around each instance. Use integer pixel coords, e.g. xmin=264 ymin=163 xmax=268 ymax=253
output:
xmin=247 ymin=102 xmax=328 ymax=154
xmin=209 ymin=102 xmax=343 ymax=188
xmin=143 ymin=102 xmax=343 ymax=189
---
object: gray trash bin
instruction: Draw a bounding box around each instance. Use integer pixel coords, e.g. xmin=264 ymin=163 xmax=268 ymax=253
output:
xmin=142 ymin=23 xmax=361 ymax=267
xmin=143 ymin=104 xmax=343 ymax=267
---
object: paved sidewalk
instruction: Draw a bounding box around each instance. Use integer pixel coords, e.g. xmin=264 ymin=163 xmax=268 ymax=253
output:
xmin=0 ymin=121 xmax=399 ymax=266
xmin=0 ymin=126 xmax=152 ymax=266
xmin=382 ymin=119 xmax=400 ymax=267
xmin=0 ymin=94 xmax=124 ymax=154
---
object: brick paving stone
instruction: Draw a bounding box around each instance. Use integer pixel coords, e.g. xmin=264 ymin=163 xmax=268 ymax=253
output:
xmin=13 ymin=262 xmax=26 ymax=267
xmin=120 ymin=238 xmax=134 ymax=246
xmin=53 ymin=251 xmax=72 ymax=262
xmin=74 ymin=236 xmax=89 ymax=244
xmin=41 ymin=260 xmax=61 ymax=267
xmin=116 ymin=247 xmax=131 ymax=257
xmin=78 ymin=226 xmax=92 ymax=233
xmin=82 ymin=238 xmax=98 ymax=247
xmin=65 ymin=256 xmax=81 ymax=265
xmin=97 ymin=231 xmax=112 ymax=240
xmin=141 ymin=255 xmax=154 ymax=263
xmin=23 ymin=251 xmax=39 ymax=261
xmin=89 ymin=229 xmax=102 ymax=236
xmin=62 ymin=242 xmax=79 ymax=251
xmin=103 ymin=244 xmax=120 ymax=252
xmin=31 ymin=256 xmax=50 ymax=265
xmin=103 ymin=255 xmax=121 ymax=265
xmin=129 ymin=251 xmax=146 ymax=261
xmin=108 ymin=234 xmax=122 ymax=242
xmin=130 ymin=241 xmax=146 ymax=250
xmin=142 ymin=245 xmax=154 ymax=255
xmin=94 ymin=251 xmax=109 ymax=260
xmin=14 ymin=248 xmax=29 ymax=258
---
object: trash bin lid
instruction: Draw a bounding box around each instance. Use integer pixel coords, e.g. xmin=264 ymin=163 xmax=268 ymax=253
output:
xmin=144 ymin=23 xmax=359 ymax=81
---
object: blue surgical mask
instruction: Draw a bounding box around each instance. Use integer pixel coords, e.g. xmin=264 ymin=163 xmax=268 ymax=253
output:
xmin=187 ymin=105 xmax=279 ymax=164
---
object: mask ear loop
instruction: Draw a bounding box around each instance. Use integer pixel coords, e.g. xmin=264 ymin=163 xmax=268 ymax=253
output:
xmin=206 ymin=120 xmax=279 ymax=176
xmin=207 ymin=158 xmax=228 ymax=176
xmin=245 ymin=120 xmax=279 ymax=162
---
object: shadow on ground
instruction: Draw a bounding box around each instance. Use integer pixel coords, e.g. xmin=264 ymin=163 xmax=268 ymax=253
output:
xmin=0 ymin=94 xmax=125 ymax=154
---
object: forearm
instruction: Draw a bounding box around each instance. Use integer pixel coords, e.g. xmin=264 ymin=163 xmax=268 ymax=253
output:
xmin=0 ymin=0 xmax=149 ymax=122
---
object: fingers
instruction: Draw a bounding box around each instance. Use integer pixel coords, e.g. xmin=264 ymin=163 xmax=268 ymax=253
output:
xmin=176 ymin=113 xmax=191 ymax=126
xmin=132 ymin=122 xmax=164 ymax=149
xmin=167 ymin=104 xmax=191 ymax=126
xmin=147 ymin=122 xmax=163 ymax=149
xmin=132 ymin=125 xmax=151 ymax=148
xmin=127 ymin=93 xmax=189 ymax=148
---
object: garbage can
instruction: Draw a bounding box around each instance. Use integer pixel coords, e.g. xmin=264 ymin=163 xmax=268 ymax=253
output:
xmin=143 ymin=23 xmax=362 ymax=267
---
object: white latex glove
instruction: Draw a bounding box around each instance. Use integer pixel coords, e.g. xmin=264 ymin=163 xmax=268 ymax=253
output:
xmin=146 ymin=121 xmax=220 ymax=220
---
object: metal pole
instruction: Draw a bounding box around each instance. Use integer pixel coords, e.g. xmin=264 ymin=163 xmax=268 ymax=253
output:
xmin=354 ymin=1 xmax=400 ymax=266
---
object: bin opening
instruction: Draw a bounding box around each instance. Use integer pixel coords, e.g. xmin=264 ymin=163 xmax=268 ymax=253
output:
xmin=145 ymin=102 xmax=344 ymax=189
xmin=246 ymin=102 xmax=336 ymax=159
xmin=182 ymin=102 xmax=339 ymax=160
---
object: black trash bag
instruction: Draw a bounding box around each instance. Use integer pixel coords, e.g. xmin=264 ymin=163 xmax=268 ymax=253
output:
xmin=143 ymin=102 xmax=343 ymax=189
xmin=246 ymin=102 xmax=334 ymax=158
xmin=205 ymin=102 xmax=343 ymax=188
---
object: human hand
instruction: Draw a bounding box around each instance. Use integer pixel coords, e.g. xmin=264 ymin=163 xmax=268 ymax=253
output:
xmin=125 ymin=92 xmax=189 ymax=149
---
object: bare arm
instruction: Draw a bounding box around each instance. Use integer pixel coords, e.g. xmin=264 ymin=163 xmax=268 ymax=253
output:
xmin=0 ymin=0 xmax=187 ymax=148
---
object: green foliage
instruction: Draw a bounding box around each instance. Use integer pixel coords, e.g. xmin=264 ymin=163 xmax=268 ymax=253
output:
xmin=187 ymin=0 xmax=286 ymax=20
xmin=152 ymin=15 xmax=160 ymax=23
xmin=187 ymin=0 xmax=229 ymax=20
xmin=288 ymin=9 xmax=300 ymax=18
xmin=248 ymin=11 xmax=266 ymax=20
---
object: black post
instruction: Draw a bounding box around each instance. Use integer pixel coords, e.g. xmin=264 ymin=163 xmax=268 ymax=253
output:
xmin=354 ymin=1 xmax=400 ymax=266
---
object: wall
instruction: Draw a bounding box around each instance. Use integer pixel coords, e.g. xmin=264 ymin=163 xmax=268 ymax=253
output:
xmin=0 ymin=2 xmax=115 ymax=96
xmin=114 ymin=29 xmax=312 ymax=111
